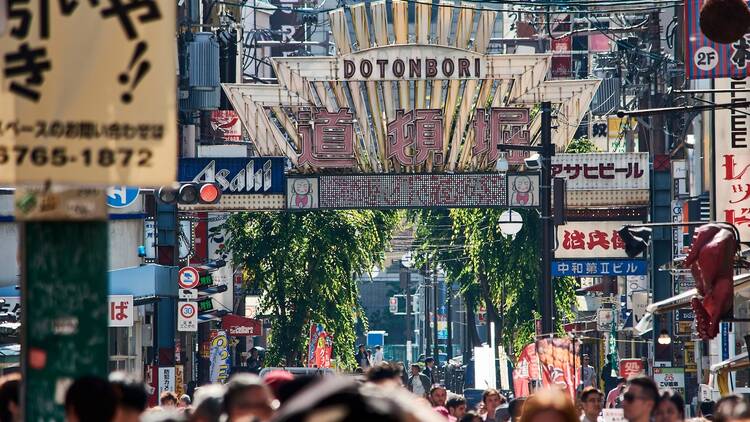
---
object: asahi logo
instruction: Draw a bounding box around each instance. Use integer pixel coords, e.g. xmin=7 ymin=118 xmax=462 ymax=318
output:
xmin=193 ymin=160 xmax=273 ymax=193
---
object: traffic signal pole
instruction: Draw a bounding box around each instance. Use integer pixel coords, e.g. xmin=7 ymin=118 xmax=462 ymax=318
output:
xmin=541 ymin=101 xmax=555 ymax=336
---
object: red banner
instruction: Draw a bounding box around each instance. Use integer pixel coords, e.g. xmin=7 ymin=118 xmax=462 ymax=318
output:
xmin=535 ymin=338 xmax=580 ymax=399
xmin=513 ymin=343 xmax=539 ymax=397
xmin=619 ymin=358 xmax=645 ymax=379
xmin=307 ymin=323 xmax=333 ymax=368
xmin=221 ymin=314 xmax=262 ymax=337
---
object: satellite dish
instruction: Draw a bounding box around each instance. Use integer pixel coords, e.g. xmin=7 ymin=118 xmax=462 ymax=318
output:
xmin=498 ymin=210 xmax=523 ymax=237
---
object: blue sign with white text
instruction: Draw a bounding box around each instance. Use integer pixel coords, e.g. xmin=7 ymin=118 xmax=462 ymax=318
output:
xmin=178 ymin=157 xmax=286 ymax=194
xmin=552 ymin=259 xmax=648 ymax=277
xmin=106 ymin=186 xmax=140 ymax=208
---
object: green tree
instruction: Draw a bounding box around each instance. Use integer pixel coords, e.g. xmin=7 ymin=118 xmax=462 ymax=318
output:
xmin=223 ymin=210 xmax=399 ymax=368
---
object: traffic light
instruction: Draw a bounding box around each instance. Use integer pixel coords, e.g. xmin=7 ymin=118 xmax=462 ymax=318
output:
xmin=156 ymin=183 xmax=222 ymax=205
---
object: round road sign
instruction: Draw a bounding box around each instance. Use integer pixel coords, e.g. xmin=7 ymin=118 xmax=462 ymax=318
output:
xmin=180 ymin=302 xmax=197 ymax=318
xmin=178 ymin=267 xmax=200 ymax=289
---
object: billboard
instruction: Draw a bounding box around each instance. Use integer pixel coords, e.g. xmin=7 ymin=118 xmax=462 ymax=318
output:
xmin=551 ymin=153 xmax=649 ymax=190
xmin=554 ymin=221 xmax=635 ymax=258
xmin=685 ymin=0 xmax=750 ymax=80
xmin=552 ymin=259 xmax=647 ymax=277
xmin=714 ymin=78 xmax=750 ymax=242
xmin=287 ymin=173 xmax=540 ymax=210
xmin=179 ymin=157 xmax=285 ymax=194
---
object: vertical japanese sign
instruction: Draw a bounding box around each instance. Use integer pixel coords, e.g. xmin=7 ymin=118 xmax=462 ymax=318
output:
xmin=535 ymin=337 xmax=579 ymax=400
xmin=158 ymin=367 xmax=175 ymax=399
xmin=209 ymin=330 xmax=230 ymax=383
xmin=0 ymin=0 xmax=176 ymax=185
xmin=685 ymin=0 xmax=750 ymax=80
xmin=108 ymin=295 xmax=133 ymax=327
xmin=715 ymin=78 xmax=750 ymax=242
xmin=307 ymin=323 xmax=333 ymax=368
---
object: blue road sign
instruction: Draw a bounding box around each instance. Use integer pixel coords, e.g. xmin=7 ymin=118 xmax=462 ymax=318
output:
xmin=552 ymin=259 xmax=647 ymax=277
xmin=106 ymin=186 xmax=140 ymax=208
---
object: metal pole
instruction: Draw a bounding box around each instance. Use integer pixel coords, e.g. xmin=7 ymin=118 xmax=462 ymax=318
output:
xmin=541 ymin=101 xmax=555 ymax=335
xmin=425 ymin=268 xmax=432 ymax=357
xmin=433 ymin=266 xmax=440 ymax=362
xmin=403 ymin=266 xmax=412 ymax=364
xmin=447 ymin=284 xmax=453 ymax=360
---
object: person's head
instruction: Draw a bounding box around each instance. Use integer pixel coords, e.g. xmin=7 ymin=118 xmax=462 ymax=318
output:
xmin=250 ymin=347 xmax=259 ymax=358
xmin=622 ymin=376 xmax=659 ymax=422
xmin=64 ymin=376 xmax=117 ymax=422
xmin=582 ymin=354 xmax=591 ymax=366
xmin=224 ymin=373 xmax=275 ymax=422
xmin=579 ymin=387 xmax=603 ymax=420
xmin=425 ymin=357 xmax=435 ymax=368
xmin=410 ymin=364 xmax=421 ymax=376
xmin=482 ymin=389 xmax=506 ymax=412
xmin=160 ymin=391 xmax=178 ymax=408
xmin=508 ymin=397 xmax=526 ymax=420
xmin=366 ymin=362 xmax=403 ymax=387
xmin=109 ymin=372 xmax=148 ymax=422
xmin=654 ymin=390 xmax=684 ymax=422
xmin=0 ymin=373 xmax=20 ymax=422
xmin=446 ymin=395 xmax=467 ymax=419
xmin=262 ymin=370 xmax=295 ymax=400
xmin=459 ymin=411 xmax=483 ymax=422
xmin=375 ymin=345 xmax=381 ymax=351
xmin=714 ymin=394 xmax=750 ymax=422
xmin=178 ymin=394 xmax=191 ymax=408
xmin=358 ymin=344 xmax=366 ymax=353
xmin=191 ymin=384 xmax=225 ymax=422
xmin=699 ymin=399 xmax=715 ymax=419
xmin=429 ymin=384 xmax=447 ymax=407
xmin=519 ymin=388 xmax=579 ymax=422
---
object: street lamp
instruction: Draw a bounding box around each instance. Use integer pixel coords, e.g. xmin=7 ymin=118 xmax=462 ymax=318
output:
xmin=495 ymin=152 xmax=509 ymax=174
xmin=657 ymin=329 xmax=672 ymax=345
xmin=498 ymin=210 xmax=523 ymax=238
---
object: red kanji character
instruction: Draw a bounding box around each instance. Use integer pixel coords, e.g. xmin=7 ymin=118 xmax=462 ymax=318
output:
xmin=413 ymin=109 xmax=444 ymax=166
xmin=472 ymin=107 xmax=530 ymax=165
xmin=583 ymin=164 xmax=599 ymax=179
xmin=626 ymin=162 xmax=645 ymax=178
xmin=563 ymin=230 xmax=586 ymax=250
xmin=611 ymin=230 xmax=625 ymax=249
xmin=730 ymin=184 xmax=750 ymax=204
xmin=564 ymin=164 xmax=581 ymax=179
xmin=387 ymin=109 xmax=416 ymax=166
xmin=725 ymin=208 xmax=750 ymax=227
xmin=110 ymin=301 xmax=129 ymax=321
xmin=587 ymin=230 xmax=610 ymax=250
xmin=298 ymin=107 xmax=356 ymax=168
xmin=598 ymin=163 xmax=615 ymax=179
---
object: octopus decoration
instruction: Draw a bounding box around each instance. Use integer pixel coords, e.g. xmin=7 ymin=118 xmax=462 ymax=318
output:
xmin=683 ymin=223 xmax=739 ymax=340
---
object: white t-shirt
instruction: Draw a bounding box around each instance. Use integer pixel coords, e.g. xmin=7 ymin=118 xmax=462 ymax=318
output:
xmin=411 ymin=377 xmax=426 ymax=396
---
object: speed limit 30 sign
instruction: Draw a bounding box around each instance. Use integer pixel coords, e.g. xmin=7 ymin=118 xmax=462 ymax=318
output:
xmin=177 ymin=301 xmax=197 ymax=332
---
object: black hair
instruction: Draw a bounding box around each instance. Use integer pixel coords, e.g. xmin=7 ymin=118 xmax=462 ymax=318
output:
xmin=659 ymin=391 xmax=685 ymax=418
xmin=446 ymin=396 xmax=467 ymax=410
xmin=64 ymin=376 xmax=117 ymax=422
xmin=700 ymin=399 xmax=716 ymax=417
xmin=460 ymin=411 xmax=481 ymax=422
xmin=580 ymin=387 xmax=603 ymax=403
xmin=109 ymin=371 xmax=148 ymax=413
xmin=366 ymin=362 xmax=402 ymax=382
xmin=0 ymin=374 xmax=20 ymax=422
xmin=223 ymin=373 xmax=267 ymax=413
xmin=508 ymin=397 xmax=526 ymax=418
xmin=424 ymin=357 xmax=435 ymax=364
xmin=627 ymin=376 xmax=659 ymax=404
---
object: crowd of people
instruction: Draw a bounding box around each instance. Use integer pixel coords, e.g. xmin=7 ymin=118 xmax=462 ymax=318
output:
xmin=1 ymin=362 xmax=750 ymax=421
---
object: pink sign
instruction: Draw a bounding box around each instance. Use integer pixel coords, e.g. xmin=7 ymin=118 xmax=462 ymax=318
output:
xmin=208 ymin=110 xmax=242 ymax=141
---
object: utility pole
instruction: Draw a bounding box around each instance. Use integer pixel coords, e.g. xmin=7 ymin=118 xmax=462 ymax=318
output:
xmin=541 ymin=101 xmax=555 ymax=335
xmin=401 ymin=265 xmax=412 ymax=363
xmin=425 ymin=265 xmax=432 ymax=357
xmin=447 ymin=284 xmax=453 ymax=360
xmin=433 ymin=266 xmax=439 ymax=361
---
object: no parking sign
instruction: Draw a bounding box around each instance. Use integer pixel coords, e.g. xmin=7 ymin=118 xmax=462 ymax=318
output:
xmin=177 ymin=302 xmax=197 ymax=332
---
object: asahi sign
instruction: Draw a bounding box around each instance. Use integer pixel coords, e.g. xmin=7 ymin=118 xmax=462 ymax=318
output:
xmin=339 ymin=46 xmax=485 ymax=81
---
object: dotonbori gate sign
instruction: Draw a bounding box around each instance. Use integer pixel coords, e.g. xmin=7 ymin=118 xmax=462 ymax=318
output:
xmin=221 ymin=2 xmax=600 ymax=210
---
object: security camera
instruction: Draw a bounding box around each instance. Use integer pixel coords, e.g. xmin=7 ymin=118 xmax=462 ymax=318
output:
xmin=524 ymin=153 xmax=542 ymax=170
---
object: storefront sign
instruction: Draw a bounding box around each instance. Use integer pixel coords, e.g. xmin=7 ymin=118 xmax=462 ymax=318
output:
xmin=685 ymin=343 xmax=697 ymax=373
xmin=158 ymin=367 xmax=175 ymax=401
xmin=287 ymin=173 xmax=539 ymax=210
xmin=109 ymin=295 xmax=134 ymax=327
xmin=653 ymin=367 xmax=685 ymax=394
xmin=554 ymin=221 xmax=634 ymax=258
xmin=175 ymin=365 xmax=184 ymax=397
xmin=551 ymin=153 xmax=649 ymax=190
xmin=209 ymin=330 xmax=230 ymax=383
xmin=221 ymin=314 xmax=262 ymax=337
xmin=207 ymin=110 xmax=242 ymax=141
xmin=179 ymin=157 xmax=285 ymax=194
xmin=338 ymin=46 xmax=485 ymax=81
xmin=715 ymin=78 xmax=750 ymax=242
xmin=0 ymin=0 xmax=176 ymax=185
xmin=619 ymin=358 xmax=645 ymax=379
xmin=552 ymin=259 xmax=647 ymax=276
xmin=685 ymin=0 xmax=749 ymax=80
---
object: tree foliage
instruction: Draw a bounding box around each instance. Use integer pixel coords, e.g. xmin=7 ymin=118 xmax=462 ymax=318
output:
xmin=223 ymin=210 xmax=399 ymax=368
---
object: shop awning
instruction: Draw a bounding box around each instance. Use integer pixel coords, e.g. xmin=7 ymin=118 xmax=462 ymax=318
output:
xmin=711 ymin=352 xmax=749 ymax=373
xmin=109 ymin=264 xmax=178 ymax=298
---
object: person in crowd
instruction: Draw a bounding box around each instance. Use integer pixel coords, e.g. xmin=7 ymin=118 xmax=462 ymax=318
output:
xmin=600 ymin=356 xmax=619 ymax=395
xmin=223 ymin=373 xmax=276 ymax=422
xmin=109 ymin=372 xmax=148 ymax=422
xmin=178 ymin=394 xmax=191 ymax=409
xmin=698 ymin=399 xmax=715 ymax=421
xmin=435 ymin=406 xmax=451 ymax=420
xmin=262 ymin=369 xmax=295 ymax=402
xmin=0 ymin=373 xmax=20 ymax=422
xmin=621 ymin=376 xmax=659 ymax=422
xmin=579 ymin=387 xmax=604 ymax=422
xmin=606 ymin=378 xmax=626 ymax=408
xmin=355 ymin=344 xmax=370 ymax=369
xmin=519 ymin=388 xmax=579 ymax=422
xmin=366 ymin=362 xmax=403 ymax=387
xmin=160 ymin=391 xmax=179 ymax=408
xmin=508 ymin=397 xmax=526 ymax=422
xmin=246 ymin=347 xmax=263 ymax=375
xmin=580 ymin=354 xmax=597 ymax=390
xmin=373 ymin=345 xmax=385 ymax=365
xmin=460 ymin=411 xmax=484 ymax=422
xmin=714 ymin=394 xmax=750 ymax=422
xmin=423 ymin=357 xmax=437 ymax=384
xmin=429 ymin=384 xmax=448 ymax=408
xmin=189 ymin=384 xmax=225 ymax=422
xmin=397 ymin=361 xmax=409 ymax=386
xmin=64 ymin=376 xmax=118 ymax=422
xmin=655 ymin=390 xmax=685 ymax=422
xmin=479 ymin=388 xmax=506 ymax=421
xmin=447 ymin=395 xmax=468 ymax=420
xmin=407 ymin=364 xmax=431 ymax=397
xmin=366 ymin=349 xmax=374 ymax=366
xmin=271 ymin=377 xmax=444 ymax=422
